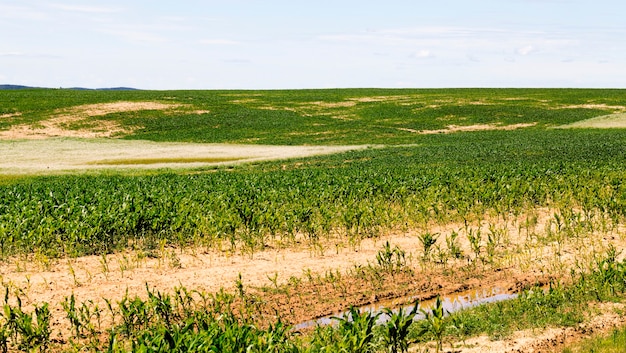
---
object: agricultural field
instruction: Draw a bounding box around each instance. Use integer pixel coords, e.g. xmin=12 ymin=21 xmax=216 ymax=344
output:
xmin=1 ymin=88 xmax=626 ymax=352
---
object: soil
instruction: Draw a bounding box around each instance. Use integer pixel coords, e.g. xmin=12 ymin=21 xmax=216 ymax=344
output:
xmin=1 ymin=102 xmax=625 ymax=350
xmin=0 ymin=139 xmax=370 ymax=174
xmin=408 ymin=123 xmax=537 ymax=134
xmin=1 ymin=207 xmax=625 ymax=352
xmin=557 ymin=113 xmax=626 ymax=129
xmin=0 ymin=102 xmax=182 ymax=139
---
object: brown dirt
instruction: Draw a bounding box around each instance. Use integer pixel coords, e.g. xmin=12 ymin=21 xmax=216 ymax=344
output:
xmin=0 ymin=101 xmax=181 ymax=139
xmin=346 ymin=95 xmax=416 ymax=103
xmin=559 ymin=104 xmax=626 ymax=111
xmin=2 ymin=207 xmax=626 ymax=351
xmin=403 ymin=123 xmax=538 ymax=134
xmin=0 ymin=112 xmax=22 ymax=119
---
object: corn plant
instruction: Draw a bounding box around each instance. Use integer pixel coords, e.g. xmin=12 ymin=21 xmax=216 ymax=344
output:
xmin=419 ymin=232 xmax=439 ymax=261
xmin=0 ymin=289 xmax=51 ymax=352
xmin=332 ymin=306 xmax=380 ymax=353
xmin=445 ymin=231 xmax=463 ymax=259
xmin=417 ymin=296 xmax=447 ymax=353
xmin=466 ymin=228 xmax=482 ymax=263
xmin=118 ymin=294 xmax=151 ymax=337
xmin=375 ymin=242 xmax=407 ymax=274
xmin=380 ymin=300 xmax=419 ymax=353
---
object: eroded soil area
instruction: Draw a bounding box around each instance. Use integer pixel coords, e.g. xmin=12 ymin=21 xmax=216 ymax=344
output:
xmin=558 ymin=113 xmax=626 ymax=129
xmin=0 ymin=139 xmax=370 ymax=174
xmin=1 ymin=209 xmax=625 ymax=351
xmin=0 ymin=102 xmax=181 ymax=139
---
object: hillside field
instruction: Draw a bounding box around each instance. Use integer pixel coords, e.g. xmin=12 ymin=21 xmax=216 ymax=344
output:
xmin=1 ymin=88 xmax=626 ymax=352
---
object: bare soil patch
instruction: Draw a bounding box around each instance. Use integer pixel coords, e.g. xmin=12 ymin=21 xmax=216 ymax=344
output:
xmin=346 ymin=95 xmax=416 ymax=103
xmin=0 ymin=138 xmax=370 ymax=174
xmin=0 ymin=112 xmax=22 ymax=119
xmin=557 ymin=113 xmax=626 ymax=129
xmin=0 ymin=101 xmax=181 ymax=139
xmin=403 ymin=123 xmax=537 ymax=134
xmin=559 ymin=103 xmax=626 ymax=111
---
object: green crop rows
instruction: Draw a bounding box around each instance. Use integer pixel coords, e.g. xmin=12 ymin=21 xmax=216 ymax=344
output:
xmin=1 ymin=128 xmax=626 ymax=259
xmin=2 ymin=88 xmax=626 ymax=351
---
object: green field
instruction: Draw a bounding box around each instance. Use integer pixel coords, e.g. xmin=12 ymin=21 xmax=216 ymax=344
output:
xmin=1 ymin=88 xmax=624 ymax=144
xmin=1 ymin=88 xmax=626 ymax=352
xmin=2 ymin=88 xmax=626 ymax=258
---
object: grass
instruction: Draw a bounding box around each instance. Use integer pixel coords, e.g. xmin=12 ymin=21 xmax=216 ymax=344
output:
xmin=1 ymin=88 xmax=624 ymax=144
xmin=562 ymin=327 xmax=626 ymax=353
xmin=2 ymin=88 xmax=626 ymax=351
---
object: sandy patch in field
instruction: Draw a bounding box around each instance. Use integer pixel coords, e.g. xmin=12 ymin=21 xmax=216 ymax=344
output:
xmin=303 ymin=101 xmax=358 ymax=108
xmin=0 ymin=138 xmax=370 ymax=174
xmin=402 ymin=123 xmax=537 ymax=134
xmin=347 ymin=95 xmax=416 ymax=103
xmin=557 ymin=113 xmax=626 ymax=129
xmin=0 ymin=101 xmax=181 ymax=139
xmin=0 ymin=112 xmax=22 ymax=119
xmin=559 ymin=103 xmax=626 ymax=111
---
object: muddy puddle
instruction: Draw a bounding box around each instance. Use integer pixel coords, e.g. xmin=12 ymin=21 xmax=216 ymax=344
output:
xmin=294 ymin=287 xmax=517 ymax=330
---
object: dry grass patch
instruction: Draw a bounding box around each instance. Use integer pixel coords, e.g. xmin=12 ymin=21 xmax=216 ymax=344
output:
xmin=0 ymin=138 xmax=370 ymax=174
xmin=557 ymin=113 xmax=626 ymax=129
xmin=559 ymin=104 xmax=626 ymax=111
xmin=408 ymin=122 xmax=538 ymax=134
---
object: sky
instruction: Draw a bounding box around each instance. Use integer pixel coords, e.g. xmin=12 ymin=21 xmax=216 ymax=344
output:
xmin=1 ymin=0 xmax=625 ymax=90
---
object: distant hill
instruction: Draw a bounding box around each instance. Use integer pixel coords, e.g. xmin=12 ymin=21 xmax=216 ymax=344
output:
xmin=0 ymin=84 xmax=36 ymax=90
xmin=67 ymin=87 xmax=140 ymax=91
xmin=0 ymin=84 xmax=139 ymax=91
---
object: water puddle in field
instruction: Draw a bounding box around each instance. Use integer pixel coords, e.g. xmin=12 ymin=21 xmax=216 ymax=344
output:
xmin=294 ymin=287 xmax=517 ymax=330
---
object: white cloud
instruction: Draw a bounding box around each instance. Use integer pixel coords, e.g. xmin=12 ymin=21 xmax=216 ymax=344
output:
xmin=100 ymin=28 xmax=169 ymax=43
xmin=516 ymin=45 xmax=535 ymax=55
xmin=412 ymin=50 xmax=433 ymax=59
xmin=199 ymin=39 xmax=241 ymax=45
xmin=0 ymin=51 xmax=25 ymax=57
xmin=50 ymin=4 xmax=121 ymax=13
xmin=0 ymin=4 xmax=48 ymax=20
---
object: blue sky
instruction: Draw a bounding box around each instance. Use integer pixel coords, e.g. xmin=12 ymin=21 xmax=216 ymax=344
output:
xmin=1 ymin=0 xmax=624 ymax=89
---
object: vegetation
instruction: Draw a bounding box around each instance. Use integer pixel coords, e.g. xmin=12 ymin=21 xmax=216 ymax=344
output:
xmin=2 ymin=128 xmax=626 ymax=258
xmin=0 ymin=248 xmax=622 ymax=352
xmin=1 ymin=88 xmax=624 ymax=144
xmin=2 ymin=88 xmax=626 ymax=351
xmin=561 ymin=327 xmax=626 ymax=353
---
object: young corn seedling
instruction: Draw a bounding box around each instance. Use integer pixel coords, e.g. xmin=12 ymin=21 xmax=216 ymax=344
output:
xmin=446 ymin=231 xmax=463 ymax=260
xmin=14 ymin=304 xmax=51 ymax=352
xmin=419 ymin=232 xmax=438 ymax=261
xmin=381 ymin=300 xmax=419 ymax=353
xmin=467 ymin=228 xmax=482 ymax=264
xmin=333 ymin=306 xmax=380 ymax=353
xmin=418 ymin=296 xmax=448 ymax=353
xmin=235 ymin=273 xmax=246 ymax=299
xmin=376 ymin=241 xmax=407 ymax=274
